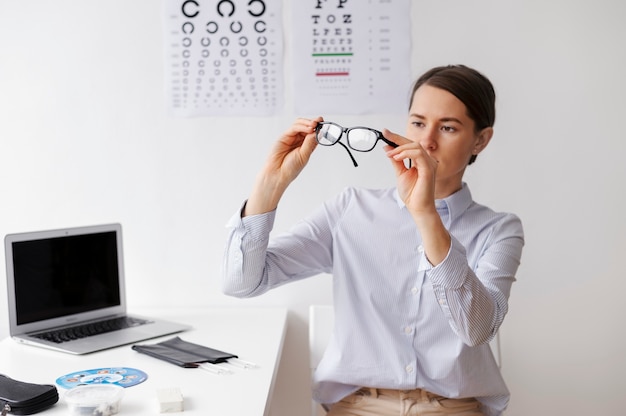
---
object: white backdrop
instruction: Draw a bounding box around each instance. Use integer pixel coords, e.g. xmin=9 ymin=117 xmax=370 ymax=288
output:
xmin=1 ymin=1 xmax=625 ymax=415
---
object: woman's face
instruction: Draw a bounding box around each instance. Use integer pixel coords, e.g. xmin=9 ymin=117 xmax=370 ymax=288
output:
xmin=406 ymin=84 xmax=491 ymax=196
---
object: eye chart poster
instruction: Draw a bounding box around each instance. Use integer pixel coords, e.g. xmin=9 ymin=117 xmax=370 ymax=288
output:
xmin=293 ymin=0 xmax=411 ymax=115
xmin=164 ymin=0 xmax=283 ymax=117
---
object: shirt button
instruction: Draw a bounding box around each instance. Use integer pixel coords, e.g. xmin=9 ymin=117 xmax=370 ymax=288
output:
xmin=411 ymin=287 xmax=419 ymax=295
xmin=404 ymin=326 xmax=412 ymax=334
xmin=417 ymin=245 xmax=424 ymax=253
xmin=439 ymin=299 xmax=446 ymax=305
xmin=405 ymin=365 xmax=413 ymax=374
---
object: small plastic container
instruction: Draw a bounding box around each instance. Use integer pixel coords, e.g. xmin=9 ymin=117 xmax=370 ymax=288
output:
xmin=64 ymin=384 xmax=124 ymax=416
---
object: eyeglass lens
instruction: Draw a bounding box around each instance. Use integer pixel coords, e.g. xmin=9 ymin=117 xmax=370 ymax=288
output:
xmin=317 ymin=123 xmax=342 ymax=146
xmin=347 ymin=129 xmax=379 ymax=152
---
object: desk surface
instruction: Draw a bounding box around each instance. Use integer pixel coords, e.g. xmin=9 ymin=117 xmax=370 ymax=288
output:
xmin=0 ymin=307 xmax=288 ymax=416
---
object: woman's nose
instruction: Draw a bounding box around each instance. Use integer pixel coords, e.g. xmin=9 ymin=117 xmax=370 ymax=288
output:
xmin=419 ymin=128 xmax=438 ymax=150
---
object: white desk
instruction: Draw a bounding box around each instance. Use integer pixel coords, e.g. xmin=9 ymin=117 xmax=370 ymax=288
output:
xmin=0 ymin=307 xmax=288 ymax=416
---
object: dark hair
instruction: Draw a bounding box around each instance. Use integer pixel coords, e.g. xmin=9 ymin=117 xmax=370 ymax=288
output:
xmin=409 ymin=65 xmax=496 ymax=165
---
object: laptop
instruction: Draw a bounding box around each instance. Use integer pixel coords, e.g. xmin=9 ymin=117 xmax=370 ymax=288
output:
xmin=4 ymin=223 xmax=190 ymax=354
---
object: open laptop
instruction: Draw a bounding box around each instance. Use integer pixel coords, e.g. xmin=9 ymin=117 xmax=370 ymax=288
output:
xmin=4 ymin=223 xmax=190 ymax=354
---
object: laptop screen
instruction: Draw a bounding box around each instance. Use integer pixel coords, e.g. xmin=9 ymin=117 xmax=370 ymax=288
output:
xmin=11 ymin=231 xmax=121 ymax=325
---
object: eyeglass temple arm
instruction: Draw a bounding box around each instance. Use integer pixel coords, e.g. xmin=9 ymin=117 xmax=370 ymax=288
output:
xmin=381 ymin=137 xmax=399 ymax=148
xmin=337 ymin=141 xmax=359 ymax=167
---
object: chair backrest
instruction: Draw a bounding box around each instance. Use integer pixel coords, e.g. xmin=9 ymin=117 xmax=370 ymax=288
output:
xmin=309 ymin=305 xmax=335 ymax=416
xmin=309 ymin=305 xmax=335 ymax=372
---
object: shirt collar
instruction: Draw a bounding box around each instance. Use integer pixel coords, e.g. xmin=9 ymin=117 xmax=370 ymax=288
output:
xmin=393 ymin=182 xmax=474 ymax=223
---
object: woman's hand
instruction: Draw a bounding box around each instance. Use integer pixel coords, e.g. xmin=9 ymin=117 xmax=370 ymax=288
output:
xmin=383 ymin=129 xmax=450 ymax=265
xmin=383 ymin=129 xmax=438 ymax=216
xmin=244 ymin=117 xmax=323 ymax=216
xmin=266 ymin=117 xmax=322 ymax=185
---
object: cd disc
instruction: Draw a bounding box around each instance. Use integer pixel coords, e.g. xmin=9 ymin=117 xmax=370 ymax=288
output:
xmin=56 ymin=367 xmax=147 ymax=389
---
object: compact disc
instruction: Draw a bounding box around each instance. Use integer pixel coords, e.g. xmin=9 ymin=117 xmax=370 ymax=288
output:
xmin=56 ymin=367 xmax=147 ymax=389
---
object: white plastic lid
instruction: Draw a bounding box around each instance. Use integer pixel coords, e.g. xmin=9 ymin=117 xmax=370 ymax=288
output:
xmin=65 ymin=384 xmax=124 ymax=415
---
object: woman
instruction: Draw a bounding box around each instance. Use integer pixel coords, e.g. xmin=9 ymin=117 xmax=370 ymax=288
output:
xmin=222 ymin=65 xmax=524 ymax=416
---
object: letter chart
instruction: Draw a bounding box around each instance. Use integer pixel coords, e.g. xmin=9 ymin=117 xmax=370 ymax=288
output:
xmin=293 ymin=0 xmax=411 ymax=115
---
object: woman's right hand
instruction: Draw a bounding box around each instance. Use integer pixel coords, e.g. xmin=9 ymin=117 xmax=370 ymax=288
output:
xmin=266 ymin=117 xmax=322 ymax=184
xmin=243 ymin=117 xmax=323 ymax=216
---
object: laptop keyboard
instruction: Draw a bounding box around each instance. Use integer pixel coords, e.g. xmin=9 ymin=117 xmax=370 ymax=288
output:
xmin=33 ymin=316 xmax=149 ymax=344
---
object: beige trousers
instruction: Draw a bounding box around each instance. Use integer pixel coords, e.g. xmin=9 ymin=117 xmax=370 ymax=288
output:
xmin=326 ymin=387 xmax=484 ymax=416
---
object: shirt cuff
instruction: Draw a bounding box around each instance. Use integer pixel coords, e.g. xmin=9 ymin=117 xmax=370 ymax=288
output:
xmin=225 ymin=200 xmax=277 ymax=241
xmin=427 ymin=236 xmax=468 ymax=290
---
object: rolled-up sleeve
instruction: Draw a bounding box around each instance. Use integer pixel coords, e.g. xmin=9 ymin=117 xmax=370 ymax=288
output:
xmin=221 ymin=201 xmax=276 ymax=297
xmin=427 ymin=214 xmax=524 ymax=346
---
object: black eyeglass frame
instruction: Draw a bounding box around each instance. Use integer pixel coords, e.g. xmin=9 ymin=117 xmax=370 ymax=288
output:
xmin=315 ymin=122 xmax=398 ymax=167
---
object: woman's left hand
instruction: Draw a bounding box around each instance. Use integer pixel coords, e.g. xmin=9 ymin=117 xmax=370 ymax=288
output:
xmin=383 ymin=129 xmax=439 ymax=218
xmin=383 ymin=129 xmax=451 ymax=266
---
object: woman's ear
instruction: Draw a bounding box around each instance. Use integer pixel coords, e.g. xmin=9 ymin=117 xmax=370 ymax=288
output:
xmin=473 ymin=127 xmax=494 ymax=155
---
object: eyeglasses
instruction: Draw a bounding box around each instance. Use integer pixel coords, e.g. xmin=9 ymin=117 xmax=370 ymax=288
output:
xmin=315 ymin=121 xmax=398 ymax=167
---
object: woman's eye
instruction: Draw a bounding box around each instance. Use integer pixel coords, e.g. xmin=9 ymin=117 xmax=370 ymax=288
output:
xmin=412 ymin=121 xmax=425 ymax=128
xmin=441 ymin=125 xmax=456 ymax=133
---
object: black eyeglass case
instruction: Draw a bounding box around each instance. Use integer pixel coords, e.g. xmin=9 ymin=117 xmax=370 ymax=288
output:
xmin=132 ymin=336 xmax=238 ymax=368
xmin=0 ymin=374 xmax=59 ymax=415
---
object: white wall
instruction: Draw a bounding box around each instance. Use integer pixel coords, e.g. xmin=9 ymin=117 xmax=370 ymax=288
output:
xmin=1 ymin=1 xmax=625 ymax=415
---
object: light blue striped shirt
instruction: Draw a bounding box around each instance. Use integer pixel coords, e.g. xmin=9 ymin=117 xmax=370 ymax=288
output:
xmin=222 ymin=183 xmax=524 ymax=416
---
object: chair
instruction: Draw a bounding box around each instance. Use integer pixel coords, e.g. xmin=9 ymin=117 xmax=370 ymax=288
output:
xmin=308 ymin=305 xmax=501 ymax=416
xmin=309 ymin=305 xmax=335 ymax=416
